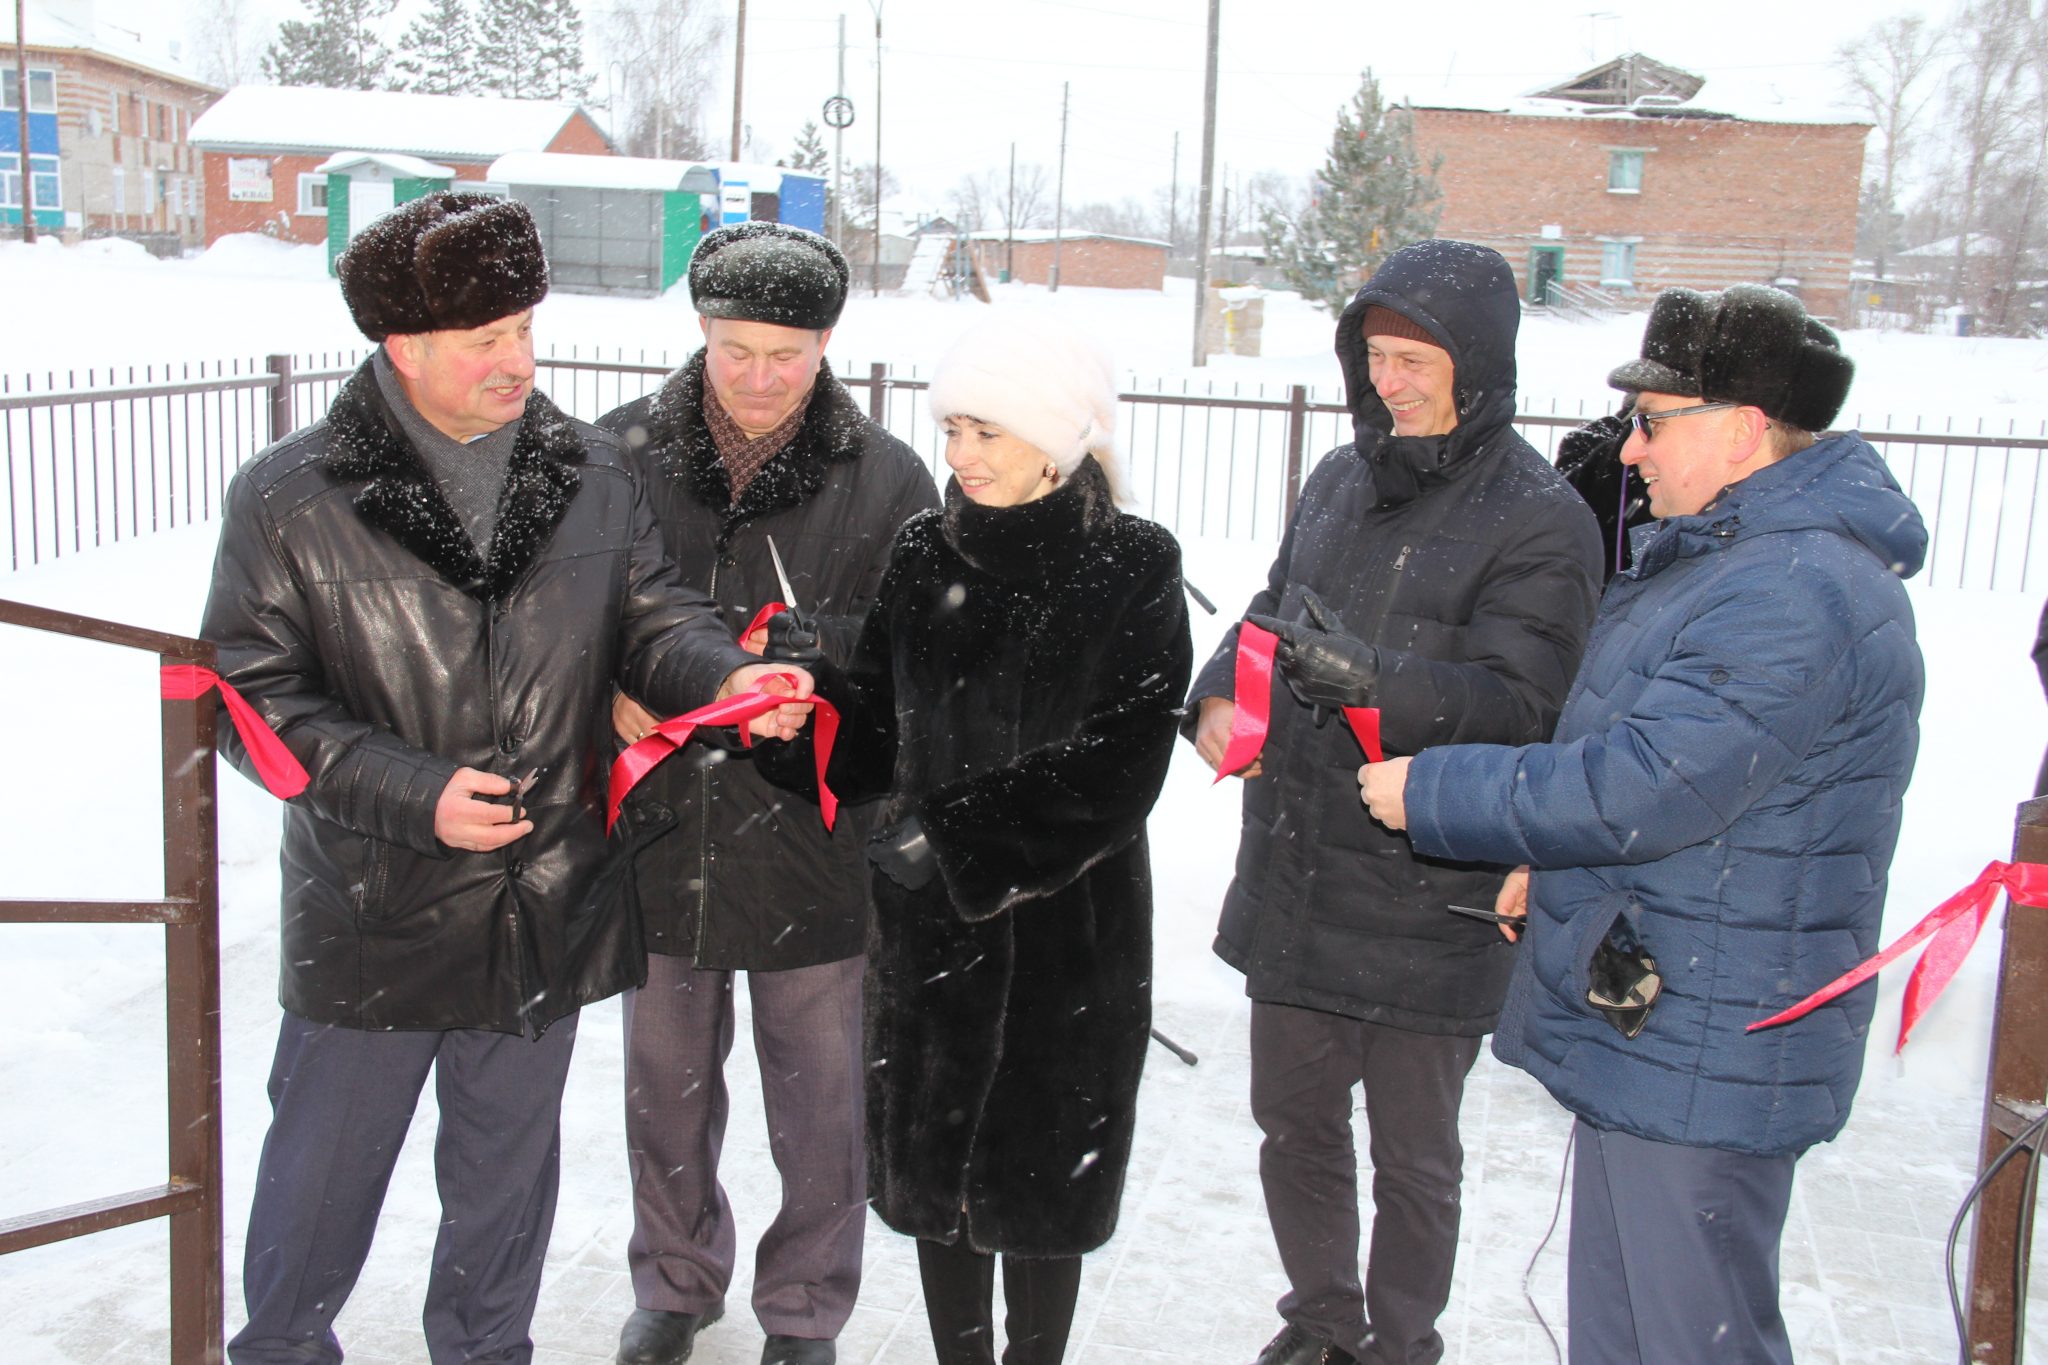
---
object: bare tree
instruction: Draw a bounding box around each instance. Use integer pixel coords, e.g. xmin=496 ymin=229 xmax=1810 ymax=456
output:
xmin=1978 ymin=2 xmax=2048 ymax=331
xmin=599 ymin=0 xmax=724 ymax=160
xmin=1936 ymin=0 xmax=2034 ymax=310
xmin=1838 ymin=14 xmax=1940 ymax=286
xmin=190 ymin=0 xmax=269 ymax=87
xmin=947 ymin=163 xmax=1052 ymax=235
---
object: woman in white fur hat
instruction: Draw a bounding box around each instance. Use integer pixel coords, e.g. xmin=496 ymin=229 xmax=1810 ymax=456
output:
xmin=762 ymin=310 xmax=1192 ymax=1363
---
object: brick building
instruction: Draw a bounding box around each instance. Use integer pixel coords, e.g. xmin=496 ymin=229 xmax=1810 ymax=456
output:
xmin=968 ymin=229 xmax=1167 ymax=290
xmin=189 ymin=86 xmax=613 ymax=248
xmin=0 ymin=0 xmax=220 ymax=250
xmin=1410 ymin=54 xmax=1870 ymax=320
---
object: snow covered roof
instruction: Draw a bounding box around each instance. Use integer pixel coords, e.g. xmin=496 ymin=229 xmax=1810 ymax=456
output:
xmin=490 ymin=152 xmax=718 ymax=193
xmin=1403 ymin=52 xmax=1866 ymax=127
xmin=0 ymin=0 xmax=214 ymax=89
xmin=190 ymin=86 xmax=596 ymax=162
xmin=1895 ymin=234 xmax=2010 ymax=260
xmin=316 ymin=152 xmax=456 ymax=180
xmin=965 ymin=228 xmax=1169 ymax=249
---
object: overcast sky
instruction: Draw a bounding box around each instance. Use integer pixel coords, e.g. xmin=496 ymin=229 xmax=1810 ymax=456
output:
xmin=181 ymin=0 xmax=1956 ymax=209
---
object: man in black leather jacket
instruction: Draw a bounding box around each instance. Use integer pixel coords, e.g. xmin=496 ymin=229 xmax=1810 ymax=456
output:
xmin=202 ymin=193 xmax=811 ymax=1365
xmin=1187 ymin=241 xmax=1602 ymax=1365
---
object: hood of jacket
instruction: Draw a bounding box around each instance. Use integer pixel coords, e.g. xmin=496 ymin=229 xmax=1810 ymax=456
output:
xmin=1625 ymin=431 xmax=1929 ymax=583
xmin=1334 ymin=241 xmax=1522 ymax=500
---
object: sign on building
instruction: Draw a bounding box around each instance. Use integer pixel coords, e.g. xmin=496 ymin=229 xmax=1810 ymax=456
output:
xmin=228 ymin=157 xmax=273 ymax=203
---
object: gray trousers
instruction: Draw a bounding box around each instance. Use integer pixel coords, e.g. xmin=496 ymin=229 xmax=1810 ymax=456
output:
xmin=622 ymin=951 xmax=866 ymax=1339
xmin=1250 ymin=1001 xmax=1482 ymax=1365
xmin=228 ymin=1010 xmax=579 ymax=1365
xmin=1567 ymin=1119 xmax=1797 ymax=1365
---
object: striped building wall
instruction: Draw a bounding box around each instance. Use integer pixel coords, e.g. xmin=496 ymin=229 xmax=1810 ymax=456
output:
xmin=1411 ymin=108 xmax=1869 ymax=321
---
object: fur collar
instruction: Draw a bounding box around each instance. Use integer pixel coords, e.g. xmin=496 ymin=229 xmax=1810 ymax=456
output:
xmin=941 ymin=456 xmax=1117 ymax=581
xmin=322 ymin=359 xmax=585 ymax=601
xmin=642 ymin=351 xmax=873 ymax=548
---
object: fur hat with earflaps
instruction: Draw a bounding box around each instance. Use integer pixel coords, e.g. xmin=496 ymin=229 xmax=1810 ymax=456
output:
xmin=337 ymin=192 xmax=550 ymax=341
xmin=690 ymin=221 xmax=850 ymax=331
xmin=927 ymin=311 xmax=1120 ymax=484
xmin=1607 ymin=283 xmax=1854 ymax=432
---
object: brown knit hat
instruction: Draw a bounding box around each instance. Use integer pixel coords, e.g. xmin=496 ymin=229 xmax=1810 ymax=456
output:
xmin=336 ymin=191 xmax=550 ymax=341
xmin=1359 ymin=304 xmax=1438 ymax=346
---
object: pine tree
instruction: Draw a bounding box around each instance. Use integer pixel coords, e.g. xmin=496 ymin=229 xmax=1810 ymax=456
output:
xmin=779 ymin=120 xmax=830 ymax=173
xmin=392 ymin=0 xmax=479 ymax=95
xmin=535 ymin=0 xmax=594 ymax=102
xmin=473 ymin=0 xmax=544 ymax=99
xmin=474 ymin=0 xmax=592 ymax=101
xmin=1259 ymin=70 xmax=1443 ymax=316
xmin=260 ymin=0 xmax=397 ymax=90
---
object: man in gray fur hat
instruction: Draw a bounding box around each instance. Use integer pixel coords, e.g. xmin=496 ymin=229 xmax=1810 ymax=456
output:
xmin=203 ymin=192 xmax=815 ymax=1365
xmin=602 ymin=222 xmax=937 ymax=1365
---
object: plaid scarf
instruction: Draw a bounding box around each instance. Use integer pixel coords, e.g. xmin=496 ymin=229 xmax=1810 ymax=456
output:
xmin=702 ymin=386 xmax=812 ymax=504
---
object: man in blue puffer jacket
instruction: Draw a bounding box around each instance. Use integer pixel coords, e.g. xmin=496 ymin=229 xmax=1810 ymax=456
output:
xmin=1360 ymin=284 xmax=1925 ymax=1365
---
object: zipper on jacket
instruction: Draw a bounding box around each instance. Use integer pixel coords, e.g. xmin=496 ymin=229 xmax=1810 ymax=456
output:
xmin=694 ymin=554 xmax=722 ymax=961
xmin=489 ymin=603 xmax=533 ymax=1022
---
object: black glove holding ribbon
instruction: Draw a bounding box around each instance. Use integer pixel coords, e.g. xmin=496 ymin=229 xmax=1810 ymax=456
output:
xmin=1246 ymin=588 xmax=1380 ymax=716
xmin=868 ymin=815 xmax=937 ymax=890
xmin=762 ymin=608 xmax=824 ymax=667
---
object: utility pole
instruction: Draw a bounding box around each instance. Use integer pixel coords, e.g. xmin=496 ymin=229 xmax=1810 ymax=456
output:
xmin=1167 ymin=130 xmax=1179 ymax=260
xmin=833 ymin=14 xmax=846 ymax=244
xmin=1006 ymin=141 xmax=1016 ymax=280
xmin=1191 ymin=0 xmax=1219 ymax=365
xmin=1051 ymin=81 xmax=1068 ymax=292
xmin=730 ymin=0 xmax=746 ymax=162
xmin=13 ymin=0 xmax=35 ymax=244
xmin=869 ymin=0 xmax=883 ymax=296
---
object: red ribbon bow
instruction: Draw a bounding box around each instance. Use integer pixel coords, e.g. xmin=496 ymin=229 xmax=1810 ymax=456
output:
xmin=1214 ymin=620 xmax=1382 ymax=783
xmin=1747 ymin=859 xmax=2048 ymax=1051
xmin=606 ymin=603 xmax=839 ymax=834
xmin=159 ymin=664 xmax=310 ymax=800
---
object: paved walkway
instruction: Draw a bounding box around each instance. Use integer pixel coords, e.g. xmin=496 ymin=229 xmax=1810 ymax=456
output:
xmin=4 ymin=967 xmax=2040 ymax=1364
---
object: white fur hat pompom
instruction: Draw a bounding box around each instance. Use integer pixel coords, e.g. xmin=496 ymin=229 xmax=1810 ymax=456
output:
xmin=927 ymin=311 xmax=1119 ymax=479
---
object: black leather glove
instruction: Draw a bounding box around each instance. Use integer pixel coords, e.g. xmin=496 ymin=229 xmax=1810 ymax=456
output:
xmin=1246 ymin=588 xmax=1380 ymax=711
xmin=1554 ymin=404 xmax=1634 ymax=480
xmin=868 ymin=815 xmax=936 ymax=890
xmin=762 ymin=609 xmax=824 ymax=667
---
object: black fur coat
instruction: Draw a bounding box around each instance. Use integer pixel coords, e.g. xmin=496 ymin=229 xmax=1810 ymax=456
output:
xmin=773 ymin=460 xmax=1192 ymax=1255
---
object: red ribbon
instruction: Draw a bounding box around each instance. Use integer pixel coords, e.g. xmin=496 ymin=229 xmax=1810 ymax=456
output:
xmin=1214 ymin=621 xmax=1383 ymax=782
xmin=1747 ymin=860 xmax=2048 ymax=1051
xmin=606 ymin=601 xmax=839 ymax=834
xmin=160 ymin=664 xmax=310 ymax=800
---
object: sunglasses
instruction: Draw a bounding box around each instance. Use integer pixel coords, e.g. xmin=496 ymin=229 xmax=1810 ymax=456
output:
xmin=1628 ymin=401 xmax=1739 ymax=442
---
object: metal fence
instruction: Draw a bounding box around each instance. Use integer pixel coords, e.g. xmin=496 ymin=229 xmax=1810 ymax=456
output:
xmin=5 ymin=349 xmax=2045 ymax=591
xmin=0 ymin=598 xmax=225 ymax=1363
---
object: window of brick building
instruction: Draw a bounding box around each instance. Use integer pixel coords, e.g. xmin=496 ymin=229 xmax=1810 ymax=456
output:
xmin=1608 ymin=150 xmax=1644 ymax=194
xmin=1600 ymin=240 xmax=1638 ymax=288
xmin=1 ymin=67 xmax=57 ymax=112
xmin=298 ymin=173 xmax=330 ymax=216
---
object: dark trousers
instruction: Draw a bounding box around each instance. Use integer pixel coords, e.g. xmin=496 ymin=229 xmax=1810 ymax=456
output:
xmin=622 ymin=951 xmax=866 ymax=1338
xmin=915 ymin=1236 xmax=1085 ymax=1365
xmin=227 ymin=1010 xmax=579 ymax=1365
xmin=1568 ymin=1119 xmax=1797 ymax=1365
xmin=1249 ymin=1001 xmax=1482 ymax=1365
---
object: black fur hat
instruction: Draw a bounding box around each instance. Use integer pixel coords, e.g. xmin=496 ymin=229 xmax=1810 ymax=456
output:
xmin=336 ymin=192 xmax=550 ymax=341
xmin=1608 ymin=284 xmax=1854 ymax=432
xmin=690 ymin=221 xmax=849 ymax=330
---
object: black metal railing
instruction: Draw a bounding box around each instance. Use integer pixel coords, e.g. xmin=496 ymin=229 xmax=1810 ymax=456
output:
xmin=5 ymin=351 xmax=2044 ymax=590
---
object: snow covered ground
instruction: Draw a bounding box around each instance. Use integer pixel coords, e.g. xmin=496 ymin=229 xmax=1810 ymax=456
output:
xmin=1 ymin=236 xmax=2047 ymax=1362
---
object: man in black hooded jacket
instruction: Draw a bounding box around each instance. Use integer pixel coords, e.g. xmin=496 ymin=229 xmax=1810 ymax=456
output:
xmin=1187 ymin=240 xmax=1602 ymax=1365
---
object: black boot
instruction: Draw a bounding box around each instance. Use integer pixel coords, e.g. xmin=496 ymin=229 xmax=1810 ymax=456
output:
xmin=1252 ymin=1322 xmax=1361 ymax=1365
xmin=762 ymin=1335 xmax=837 ymax=1365
xmin=616 ymin=1305 xmax=724 ymax=1365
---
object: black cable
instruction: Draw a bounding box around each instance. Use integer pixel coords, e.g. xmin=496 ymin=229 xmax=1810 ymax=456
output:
xmin=1946 ymin=1106 xmax=2048 ymax=1365
xmin=1521 ymin=1122 xmax=1575 ymax=1365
